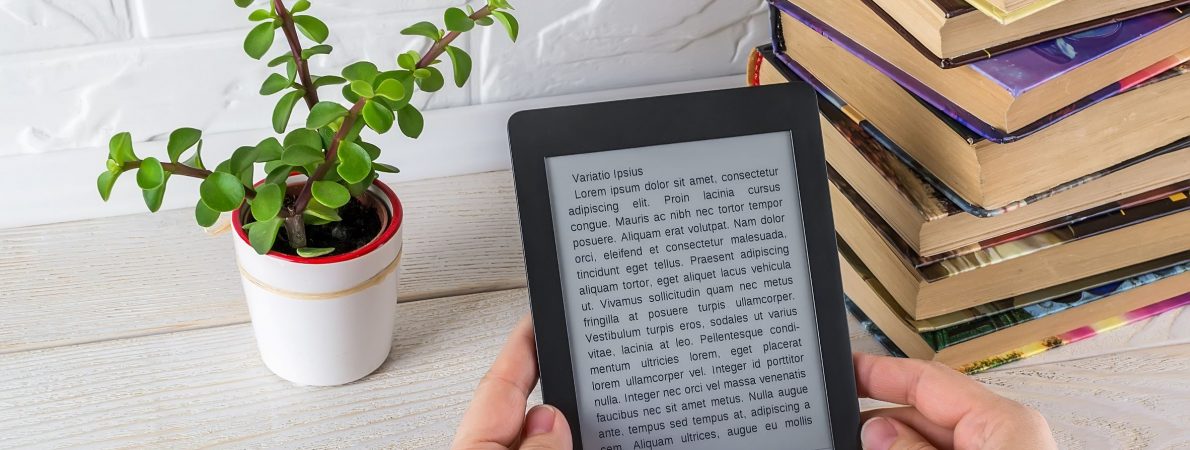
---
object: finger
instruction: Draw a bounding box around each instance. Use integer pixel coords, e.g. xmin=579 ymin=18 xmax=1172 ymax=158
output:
xmin=518 ymin=405 xmax=574 ymax=450
xmin=861 ymin=416 xmax=936 ymax=450
xmin=862 ymin=407 xmax=953 ymax=449
xmin=853 ymin=353 xmax=1006 ymax=428
xmin=452 ymin=316 xmax=540 ymax=449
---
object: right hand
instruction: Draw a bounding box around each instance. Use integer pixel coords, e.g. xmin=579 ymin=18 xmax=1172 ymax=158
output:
xmin=854 ymin=353 xmax=1057 ymax=450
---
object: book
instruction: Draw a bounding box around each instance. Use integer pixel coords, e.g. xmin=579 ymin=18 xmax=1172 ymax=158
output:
xmin=965 ymin=0 xmax=1067 ymax=24
xmin=774 ymin=0 xmax=1190 ymax=136
xmin=865 ymin=0 xmax=1190 ymax=68
xmin=771 ymin=5 xmax=1190 ymax=209
xmin=841 ymin=246 xmax=1190 ymax=373
xmin=829 ymin=162 xmax=1190 ymax=319
xmin=749 ymin=45 xmax=1190 ymax=257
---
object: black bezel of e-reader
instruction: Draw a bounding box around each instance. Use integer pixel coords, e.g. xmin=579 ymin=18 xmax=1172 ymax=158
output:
xmin=507 ymin=83 xmax=860 ymax=449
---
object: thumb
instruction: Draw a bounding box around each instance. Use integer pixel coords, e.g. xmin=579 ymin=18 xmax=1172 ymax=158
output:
xmin=862 ymin=416 xmax=937 ymax=450
xmin=518 ymin=405 xmax=573 ymax=450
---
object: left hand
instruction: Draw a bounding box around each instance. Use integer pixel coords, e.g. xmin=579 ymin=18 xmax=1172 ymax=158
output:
xmin=451 ymin=315 xmax=574 ymax=450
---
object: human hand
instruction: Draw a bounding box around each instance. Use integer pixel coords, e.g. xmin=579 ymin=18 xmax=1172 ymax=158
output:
xmin=451 ymin=315 xmax=573 ymax=450
xmin=854 ymin=353 xmax=1056 ymax=450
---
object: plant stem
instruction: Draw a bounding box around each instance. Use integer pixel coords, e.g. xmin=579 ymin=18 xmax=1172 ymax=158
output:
xmin=123 ymin=161 xmax=256 ymax=200
xmin=273 ymin=0 xmax=319 ymax=109
xmin=416 ymin=6 xmax=493 ymax=68
xmin=289 ymin=98 xmax=367 ymax=219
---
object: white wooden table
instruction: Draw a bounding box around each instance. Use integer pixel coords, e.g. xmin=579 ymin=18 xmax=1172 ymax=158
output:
xmin=2 ymin=171 xmax=1188 ymax=449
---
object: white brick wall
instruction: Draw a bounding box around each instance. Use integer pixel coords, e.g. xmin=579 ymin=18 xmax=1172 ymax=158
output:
xmin=0 ymin=0 xmax=767 ymax=228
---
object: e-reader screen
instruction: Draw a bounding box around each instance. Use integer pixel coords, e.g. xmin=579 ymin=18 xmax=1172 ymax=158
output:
xmin=544 ymin=131 xmax=835 ymax=449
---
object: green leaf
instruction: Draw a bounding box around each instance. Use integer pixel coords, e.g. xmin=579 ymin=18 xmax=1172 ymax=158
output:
xmin=312 ymin=75 xmax=347 ymax=88
xmin=444 ymin=7 xmax=475 ymax=32
xmin=108 ymin=132 xmax=136 ymax=164
xmin=341 ymin=84 xmax=361 ymax=103
xmin=264 ymin=163 xmax=293 ymax=185
xmin=444 ymin=45 xmax=472 ymax=87
xmin=234 ymin=0 xmax=252 ymax=7
xmin=312 ymin=181 xmax=350 ymax=208
xmin=282 ymin=145 xmax=325 ymax=166
xmin=238 ymin=165 xmax=254 ymax=187
xmin=397 ymin=51 xmax=419 ymax=70
xmin=291 ymin=0 xmax=311 ymax=13
xmin=302 ymin=44 xmax=332 ymax=59
xmin=337 ymin=141 xmax=372 ymax=184
xmin=244 ymin=21 xmax=276 ymax=59
xmin=304 ymin=200 xmax=342 ymax=223
xmin=358 ymin=140 xmax=382 ymax=160
xmin=374 ymin=78 xmax=405 ymax=101
xmin=97 ymin=170 xmax=121 ymax=202
xmin=229 ymin=146 xmax=260 ymax=174
xmin=200 ymin=172 xmax=246 ymax=212
xmin=491 ymin=10 xmax=518 ymax=42
xmin=255 ymin=137 xmax=283 ymax=162
xmin=296 ymin=247 xmax=335 ymax=258
xmin=195 ymin=200 xmax=220 ymax=227
xmin=248 ymin=217 xmax=283 ymax=255
xmin=401 ymin=21 xmax=442 ymax=40
xmin=346 ymin=171 xmax=377 ymax=197
xmin=272 ymin=89 xmax=304 ymax=133
xmin=248 ymin=9 xmax=271 ymax=21
xmin=412 ymin=68 xmax=431 ymax=79
xmin=342 ymin=61 xmax=379 ymax=83
xmin=362 ymin=100 xmax=395 ymax=134
xmin=183 ymin=140 xmax=206 ymax=170
xmin=268 ymin=53 xmax=294 ymax=67
xmin=350 ymin=80 xmax=374 ymax=98
xmin=475 ymin=16 xmax=494 ymax=26
xmin=307 ymin=101 xmax=349 ymax=129
xmin=397 ymin=105 xmax=424 ymax=138
xmin=106 ymin=158 xmax=121 ymax=173
xmin=415 ymin=66 xmax=444 ymax=92
xmin=259 ymin=73 xmax=291 ymax=95
xmin=142 ymin=173 xmax=170 ymax=213
xmin=251 ymin=183 xmax=284 ymax=221
xmin=136 ymin=157 xmax=166 ymax=190
xmin=284 ymin=128 xmax=323 ymax=149
xmin=286 ymin=60 xmax=297 ymax=81
xmin=292 ymin=15 xmax=329 ymax=43
xmin=166 ymin=127 xmax=202 ymax=162
xmin=373 ymin=162 xmax=401 ymax=173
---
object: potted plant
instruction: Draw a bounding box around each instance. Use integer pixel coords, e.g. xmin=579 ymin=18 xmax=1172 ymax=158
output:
xmin=95 ymin=0 xmax=519 ymax=386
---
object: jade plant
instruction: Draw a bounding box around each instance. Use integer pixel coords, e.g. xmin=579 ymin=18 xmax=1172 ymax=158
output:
xmin=97 ymin=0 xmax=518 ymax=257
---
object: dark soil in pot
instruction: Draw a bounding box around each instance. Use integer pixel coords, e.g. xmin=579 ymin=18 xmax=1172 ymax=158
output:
xmin=243 ymin=191 xmax=387 ymax=258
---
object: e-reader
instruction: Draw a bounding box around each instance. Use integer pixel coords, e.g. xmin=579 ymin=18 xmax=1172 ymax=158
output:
xmin=508 ymin=84 xmax=860 ymax=450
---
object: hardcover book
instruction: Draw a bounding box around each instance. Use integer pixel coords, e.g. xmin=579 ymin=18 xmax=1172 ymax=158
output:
xmin=769 ymin=5 xmax=1190 ymax=208
xmin=750 ymin=45 xmax=1190 ymax=260
xmin=774 ymin=0 xmax=1190 ymax=139
xmin=864 ymin=0 xmax=1190 ymax=68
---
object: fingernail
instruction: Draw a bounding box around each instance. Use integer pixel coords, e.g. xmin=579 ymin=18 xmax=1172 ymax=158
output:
xmin=525 ymin=405 xmax=557 ymax=436
xmin=861 ymin=417 xmax=897 ymax=450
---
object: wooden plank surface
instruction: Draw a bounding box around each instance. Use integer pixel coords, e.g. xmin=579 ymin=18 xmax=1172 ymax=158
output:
xmin=0 ymin=172 xmax=526 ymax=354
xmin=1 ymin=287 xmax=1185 ymax=449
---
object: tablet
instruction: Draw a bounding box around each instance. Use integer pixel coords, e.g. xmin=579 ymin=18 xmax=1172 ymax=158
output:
xmin=509 ymin=84 xmax=859 ymax=450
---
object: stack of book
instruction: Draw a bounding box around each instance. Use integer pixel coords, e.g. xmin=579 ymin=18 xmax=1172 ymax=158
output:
xmin=748 ymin=0 xmax=1190 ymax=373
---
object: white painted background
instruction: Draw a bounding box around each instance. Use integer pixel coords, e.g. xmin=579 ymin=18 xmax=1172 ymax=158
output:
xmin=0 ymin=0 xmax=767 ymax=228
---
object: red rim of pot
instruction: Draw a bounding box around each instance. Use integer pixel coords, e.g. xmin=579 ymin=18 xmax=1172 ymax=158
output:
xmin=231 ymin=176 xmax=403 ymax=265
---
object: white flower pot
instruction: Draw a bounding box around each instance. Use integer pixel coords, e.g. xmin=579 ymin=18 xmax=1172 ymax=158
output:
xmin=231 ymin=176 xmax=403 ymax=386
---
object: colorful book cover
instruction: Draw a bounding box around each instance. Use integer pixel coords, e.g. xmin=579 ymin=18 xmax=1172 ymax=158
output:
xmin=771 ymin=0 xmax=1190 ymax=142
xmin=753 ymin=44 xmax=1190 ymax=218
xmin=862 ymin=0 xmax=1190 ymax=68
xmin=957 ymin=292 xmax=1190 ymax=373
xmin=840 ymin=243 xmax=1190 ymax=374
